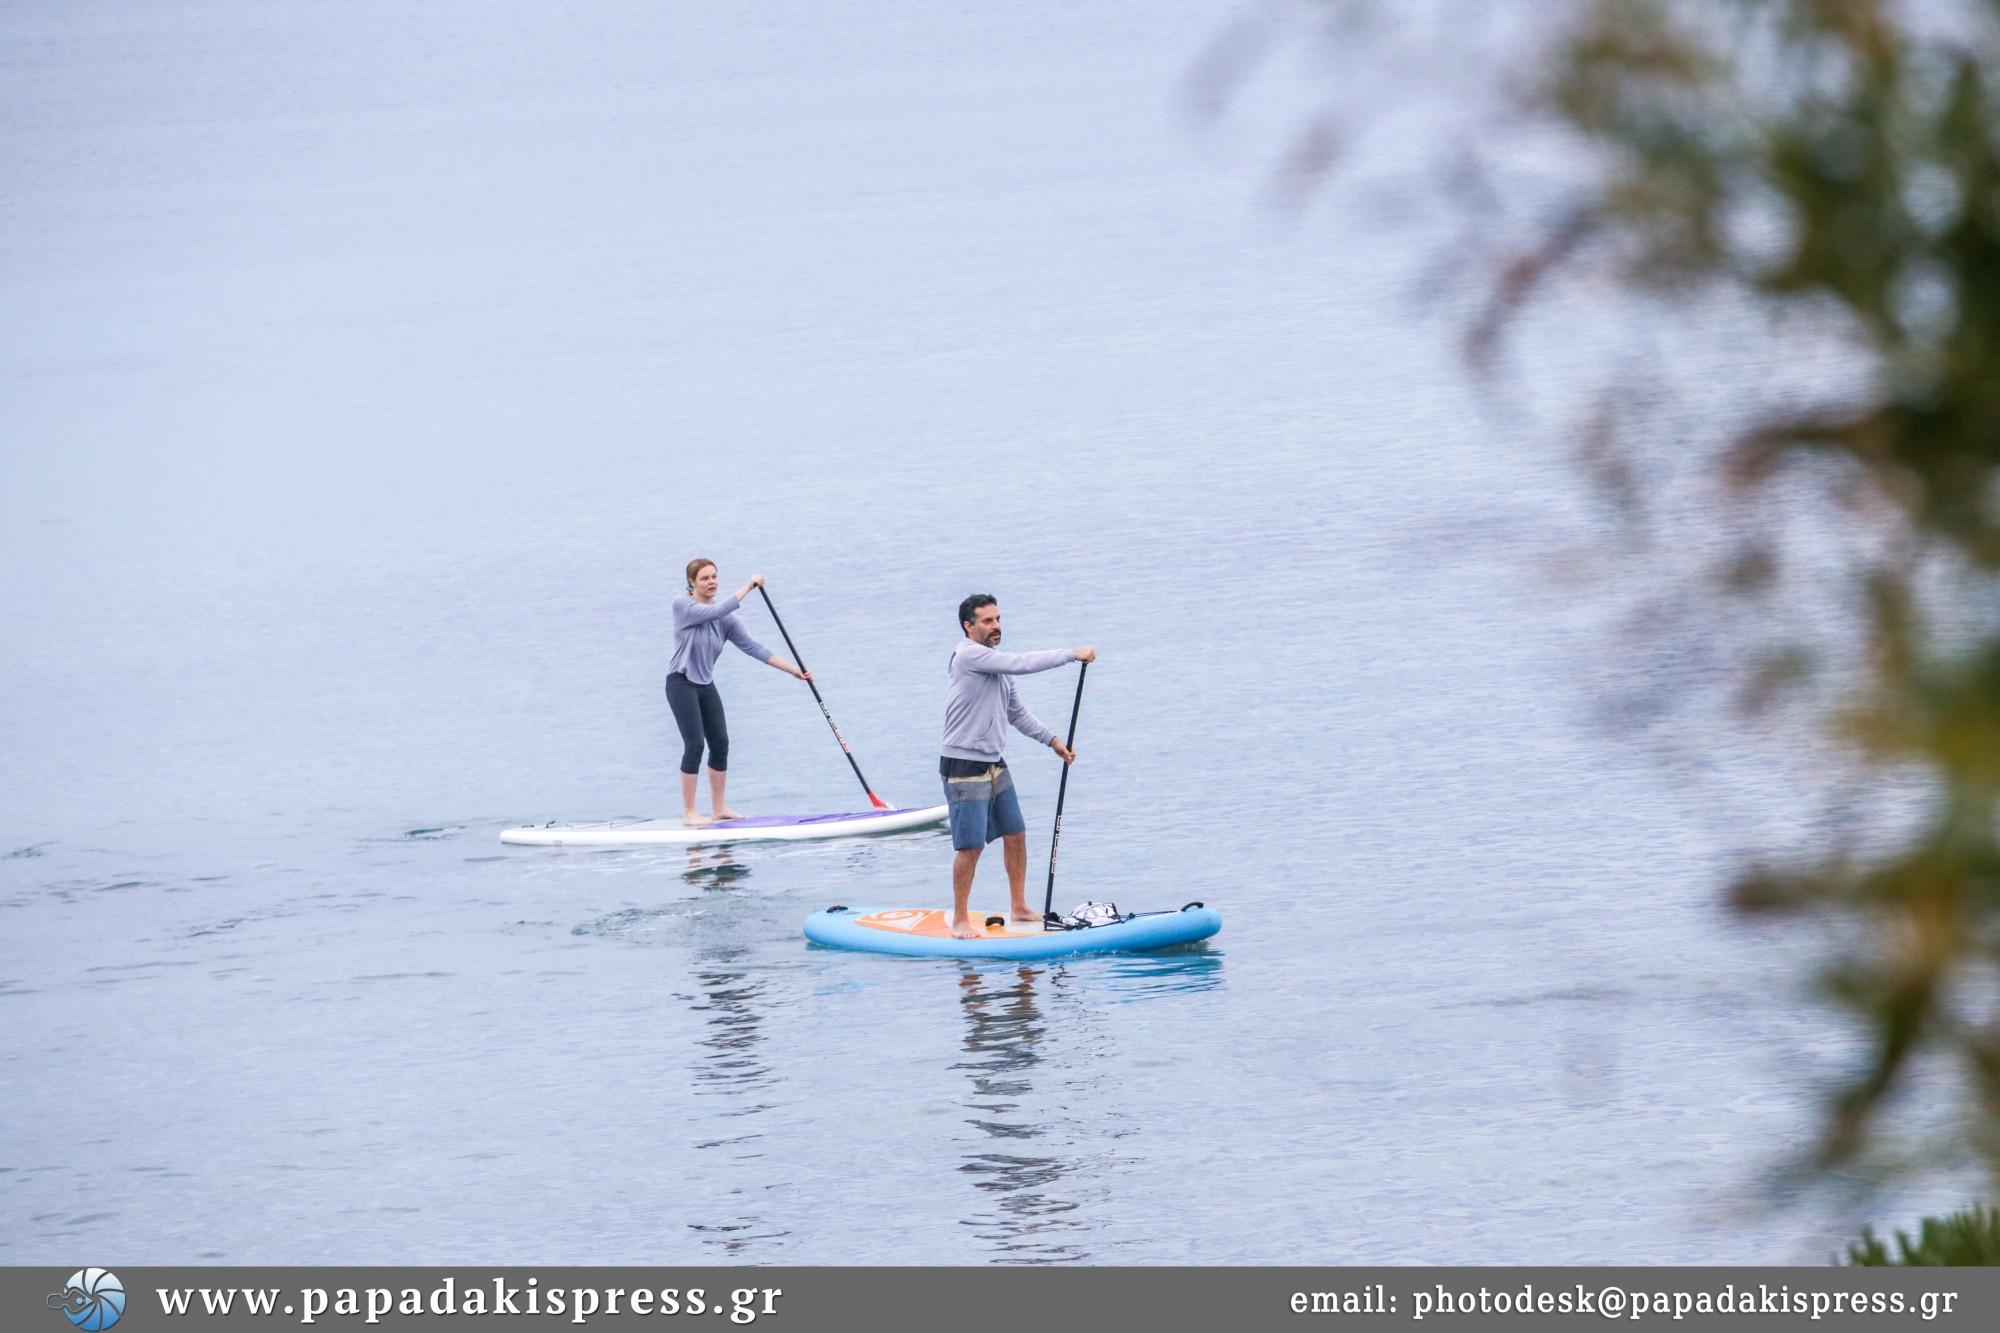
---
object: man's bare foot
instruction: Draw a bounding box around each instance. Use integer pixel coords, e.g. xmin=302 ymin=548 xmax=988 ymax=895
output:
xmin=682 ymin=811 xmax=713 ymax=828
xmin=949 ymin=915 xmax=983 ymax=939
xmin=1010 ymin=910 xmax=1042 ymax=925
xmin=714 ymin=807 xmax=744 ymax=821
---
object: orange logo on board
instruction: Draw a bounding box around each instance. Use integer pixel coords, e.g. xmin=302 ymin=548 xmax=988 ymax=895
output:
xmin=855 ymin=909 xmax=1035 ymax=938
xmin=857 ymin=909 xmax=945 ymax=934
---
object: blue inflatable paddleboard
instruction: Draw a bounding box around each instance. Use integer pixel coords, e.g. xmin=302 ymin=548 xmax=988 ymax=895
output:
xmin=803 ymin=903 xmax=1220 ymax=959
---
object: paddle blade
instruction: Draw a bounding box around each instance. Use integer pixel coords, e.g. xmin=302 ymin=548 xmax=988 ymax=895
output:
xmin=868 ymin=791 xmax=891 ymax=810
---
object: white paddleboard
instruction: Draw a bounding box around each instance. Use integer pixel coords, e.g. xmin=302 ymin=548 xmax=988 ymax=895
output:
xmin=501 ymin=804 xmax=947 ymax=847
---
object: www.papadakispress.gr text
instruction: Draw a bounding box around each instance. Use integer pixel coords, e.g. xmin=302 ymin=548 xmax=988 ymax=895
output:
xmin=155 ymin=1278 xmax=781 ymax=1324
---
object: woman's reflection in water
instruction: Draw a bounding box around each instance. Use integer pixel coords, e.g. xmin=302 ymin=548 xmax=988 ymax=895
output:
xmin=685 ymin=941 xmax=787 ymax=1256
xmin=682 ymin=845 xmax=748 ymax=890
xmin=953 ymin=962 xmax=1090 ymax=1263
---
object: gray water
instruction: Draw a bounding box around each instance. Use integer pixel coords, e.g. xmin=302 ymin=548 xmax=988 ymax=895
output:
xmin=0 ymin=0 xmax=1968 ymax=1265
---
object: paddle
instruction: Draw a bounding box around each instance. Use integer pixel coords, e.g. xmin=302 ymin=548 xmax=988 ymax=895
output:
xmin=755 ymin=584 xmax=891 ymax=810
xmin=1041 ymin=659 xmax=1089 ymax=929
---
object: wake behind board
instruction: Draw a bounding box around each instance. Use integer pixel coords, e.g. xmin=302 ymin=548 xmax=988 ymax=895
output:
xmin=803 ymin=903 xmax=1221 ymax=959
xmin=501 ymin=805 xmax=946 ymax=847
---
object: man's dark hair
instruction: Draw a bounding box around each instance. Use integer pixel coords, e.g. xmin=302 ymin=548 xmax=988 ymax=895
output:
xmin=958 ymin=594 xmax=996 ymax=632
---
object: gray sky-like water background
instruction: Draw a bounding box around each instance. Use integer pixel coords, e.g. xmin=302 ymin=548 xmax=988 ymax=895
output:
xmin=2 ymin=0 xmax=1979 ymax=1264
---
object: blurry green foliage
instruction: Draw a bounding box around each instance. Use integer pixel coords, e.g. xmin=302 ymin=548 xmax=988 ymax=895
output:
xmin=1845 ymin=1202 xmax=2000 ymax=1263
xmin=1195 ymin=0 xmax=2000 ymax=1194
xmin=1532 ymin=0 xmax=2000 ymax=1188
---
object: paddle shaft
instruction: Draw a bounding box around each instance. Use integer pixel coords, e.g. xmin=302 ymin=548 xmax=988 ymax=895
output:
xmin=755 ymin=585 xmax=888 ymax=809
xmin=1042 ymin=659 xmax=1089 ymax=925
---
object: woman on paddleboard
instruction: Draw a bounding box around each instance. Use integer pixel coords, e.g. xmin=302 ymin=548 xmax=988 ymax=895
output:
xmin=669 ymin=558 xmax=810 ymax=826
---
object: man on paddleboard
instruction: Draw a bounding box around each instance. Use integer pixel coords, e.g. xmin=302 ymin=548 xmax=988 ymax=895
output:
xmin=941 ymin=595 xmax=1095 ymax=938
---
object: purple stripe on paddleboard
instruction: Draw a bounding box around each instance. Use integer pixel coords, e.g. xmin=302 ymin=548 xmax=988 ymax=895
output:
xmin=706 ymin=808 xmax=933 ymax=829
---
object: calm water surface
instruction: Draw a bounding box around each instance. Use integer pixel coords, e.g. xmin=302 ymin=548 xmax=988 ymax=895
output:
xmin=0 ymin=1 xmax=1969 ymax=1264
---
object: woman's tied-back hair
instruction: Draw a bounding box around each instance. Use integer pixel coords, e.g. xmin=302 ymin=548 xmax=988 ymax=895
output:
xmin=958 ymin=593 xmax=996 ymax=632
xmin=686 ymin=557 xmax=716 ymax=592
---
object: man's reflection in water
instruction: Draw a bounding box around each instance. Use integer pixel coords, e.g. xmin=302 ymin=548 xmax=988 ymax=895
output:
xmin=953 ymin=963 xmax=1089 ymax=1263
xmin=682 ymin=845 xmax=748 ymax=890
xmin=686 ymin=945 xmax=788 ymax=1256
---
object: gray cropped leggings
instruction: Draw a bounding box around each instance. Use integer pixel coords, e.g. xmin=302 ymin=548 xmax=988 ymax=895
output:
xmin=664 ymin=671 xmax=728 ymax=774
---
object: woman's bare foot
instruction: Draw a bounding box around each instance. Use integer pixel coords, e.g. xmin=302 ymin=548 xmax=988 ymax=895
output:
xmin=949 ymin=915 xmax=983 ymax=939
xmin=682 ymin=811 xmax=713 ymax=828
xmin=714 ymin=807 xmax=744 ymax=821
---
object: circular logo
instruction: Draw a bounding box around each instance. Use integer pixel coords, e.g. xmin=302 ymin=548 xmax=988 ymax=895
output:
xmin=46 ymin=1269 xmax=124 ymax=1331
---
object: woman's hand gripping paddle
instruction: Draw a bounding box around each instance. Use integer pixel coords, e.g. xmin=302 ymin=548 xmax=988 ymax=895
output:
xmin=756 ymin=585 xmax=892 ymax=810
xmin=1042 ymin=659 xmax=1089 ymax=929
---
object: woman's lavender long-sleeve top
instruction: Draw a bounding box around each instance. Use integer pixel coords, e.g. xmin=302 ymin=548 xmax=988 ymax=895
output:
xmin=939 ymin=640 xmax=1076 ymax=762
xmin=668 ymin=593 xmax=774 ymax=684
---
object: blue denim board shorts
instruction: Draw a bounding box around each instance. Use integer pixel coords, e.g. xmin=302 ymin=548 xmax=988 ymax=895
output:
xmin=940 ymin=757 xmax=1026 ymax=851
